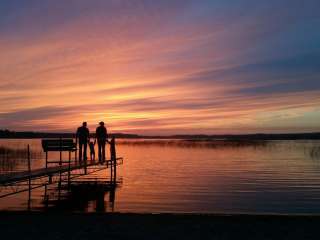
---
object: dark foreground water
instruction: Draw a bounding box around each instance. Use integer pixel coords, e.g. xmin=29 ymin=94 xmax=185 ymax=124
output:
xmin=1 ymin=139 xmax=320 ymax=214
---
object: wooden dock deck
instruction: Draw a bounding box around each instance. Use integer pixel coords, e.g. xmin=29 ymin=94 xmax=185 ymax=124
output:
xmin=0 ymin=138 xmax=123 ymax=201
xmin=0 ymin=158 xmax=123 ymax=185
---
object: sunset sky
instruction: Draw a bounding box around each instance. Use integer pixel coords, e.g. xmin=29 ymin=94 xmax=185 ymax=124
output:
xmin=0 ymin=0 xmax=319 ymax=135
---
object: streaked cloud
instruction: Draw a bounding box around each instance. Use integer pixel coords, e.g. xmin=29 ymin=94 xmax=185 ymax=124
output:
xmin=0 ymin=0 xmax=319 ymax=134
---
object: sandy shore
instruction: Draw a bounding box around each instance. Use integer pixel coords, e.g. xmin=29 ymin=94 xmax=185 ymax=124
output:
xmin=0 ymin=212 xmax=320 ymax=239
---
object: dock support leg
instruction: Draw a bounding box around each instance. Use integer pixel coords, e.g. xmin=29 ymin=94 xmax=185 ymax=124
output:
xmin=109 ymin=187 xmax=115 ymax=212
xmin=27 ymin=144 xmax=31 ymax=211
xmin=113 ymin=159 xmax=116 ymax=184
xmin=110 ymin=137 xmax=117 ymax=184
xmin=59 ymin=137 xmax=62 ymax=166
xmin=58 ymin=173 xmax=62 ymax=201
xmin=58 ymin=182 xmax=61 ymax=201
xmin=59 ymin=138 xmax=62 ymax=191
xmin=68 ymin=151 xmax=71 ymax=189
xmin=110 ymin=164 xmax=113 ymax=184
xmin=75 ymin=138 xmax=78 ymax=162
xmin=44 ymin=185 xmax=48 ymax=209
xmin=45 ymin=151 xmax=48 ymax=169
xmin=27 ymin=187 xmax=31 ymax=211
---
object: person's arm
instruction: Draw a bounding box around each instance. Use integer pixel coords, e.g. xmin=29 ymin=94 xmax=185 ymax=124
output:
xmin=105 ymin=128 xmax=109 ymax=143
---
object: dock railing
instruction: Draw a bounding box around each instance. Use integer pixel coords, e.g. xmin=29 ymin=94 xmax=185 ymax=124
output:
xmin=0 ymin=137 xmax=123 ymax=199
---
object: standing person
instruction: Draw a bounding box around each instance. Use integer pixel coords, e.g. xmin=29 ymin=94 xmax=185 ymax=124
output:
xmin=96 ymin=121 xmax=108 ymax=163
xmin=88 ymin=137 xmax=96 ymax=161
xmin=76 ymin=122 xmax=89 ymax=162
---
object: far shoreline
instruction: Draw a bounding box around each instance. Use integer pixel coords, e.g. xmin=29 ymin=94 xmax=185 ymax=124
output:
xmin=1 ymin=129 xmax=320 ymax=140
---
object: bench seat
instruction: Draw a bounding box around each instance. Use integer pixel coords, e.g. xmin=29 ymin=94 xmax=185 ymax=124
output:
xmin=42 ymin=139 xmax=76 ymax=152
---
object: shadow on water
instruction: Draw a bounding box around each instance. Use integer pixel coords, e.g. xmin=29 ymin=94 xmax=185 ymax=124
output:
xmin=41 ymin=183 xmax=117 ymax=213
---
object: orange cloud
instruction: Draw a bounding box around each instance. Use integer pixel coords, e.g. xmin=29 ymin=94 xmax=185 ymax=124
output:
xmin=0 ymin=1 xmax=319 ymax=134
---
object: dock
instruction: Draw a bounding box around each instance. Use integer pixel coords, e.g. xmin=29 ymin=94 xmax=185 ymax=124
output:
xmin=0 ymin=158 xmax=123 ymax=185
xmin=0 ymin=138 xmax=123 ymax=204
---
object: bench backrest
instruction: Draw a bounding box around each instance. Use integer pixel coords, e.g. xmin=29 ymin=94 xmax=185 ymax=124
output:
xmin=42 ymin=139 xmax=76 ymax=152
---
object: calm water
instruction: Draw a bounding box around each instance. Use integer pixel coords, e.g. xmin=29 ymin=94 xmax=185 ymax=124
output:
xmin=1 ymin=139 xmax=320 ymax=214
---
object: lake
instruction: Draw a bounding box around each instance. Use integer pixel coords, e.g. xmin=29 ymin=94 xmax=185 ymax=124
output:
xmin=1 ymin=139 xmax=320 ymax=214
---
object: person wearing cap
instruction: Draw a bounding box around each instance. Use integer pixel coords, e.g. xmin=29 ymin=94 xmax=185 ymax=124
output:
xmin=76 ymin=122 xmax=89 ymax=162
xmin=96 ymin=121 xmax=108 ymax=163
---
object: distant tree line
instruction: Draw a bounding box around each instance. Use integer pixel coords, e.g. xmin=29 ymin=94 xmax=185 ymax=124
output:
xmin=1 ymin=129 xmax=320 ymax=140
xmin=170 ymin=133 xmax=320 ymax=140
xmin=0 ymin=129 xmax=140 ymax=139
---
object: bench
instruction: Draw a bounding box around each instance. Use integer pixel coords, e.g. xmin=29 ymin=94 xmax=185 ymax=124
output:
xmin=42 ymin=139 xmax=77 ymax=168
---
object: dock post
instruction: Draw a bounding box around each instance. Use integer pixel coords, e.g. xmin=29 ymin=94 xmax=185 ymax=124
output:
xmin=109 ymin=187 xmax=115 ymax=212
xmin=75 ymin=137 xmax=78 ymax=162
xmin=27 ymin=144 xmax=31 ymax=173
xmin=111 ymin=137 xmax=116 ymax=184
xmin=27 ymin=144 xmax=31 ymax=210
xmin=59 ymin=137 xmax=62 ymax=166
xmin=59 ymin=137 xmax=62 ymax=187
xmin=84 ymin=153 xmax=87 ymax=175
xmin=45 ymin=151 xmax=48 ymax=169
xmin=44 ymin=185 xmax=49 ymax=209
xmin=110 ymin=163 xmax=113 ymax=184
xmin=68 ymin=151 xmax=71 ymax=188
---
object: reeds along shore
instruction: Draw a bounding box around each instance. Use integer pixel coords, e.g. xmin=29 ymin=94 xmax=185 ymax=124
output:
xmin=0 ymin=146 xmax=42 ymax=172
xmin=0 ymin=146 xmax=42 ymax=159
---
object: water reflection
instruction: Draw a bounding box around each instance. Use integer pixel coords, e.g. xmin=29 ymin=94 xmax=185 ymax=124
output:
xmin=42 ymin=182 xmax=117 ymax=213
xmin=117 ymin=139 xmax=269 ymax=148
xmin=1 ymin=139 xmax=320 ymax=214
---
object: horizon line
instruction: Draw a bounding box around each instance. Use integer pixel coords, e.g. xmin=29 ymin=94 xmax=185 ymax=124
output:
xmin=1 ymin=129 xmax=320 ymax=137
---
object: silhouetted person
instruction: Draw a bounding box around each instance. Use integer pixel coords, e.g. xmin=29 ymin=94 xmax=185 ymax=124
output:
xmin=96 ymin=121 xmax=108 ymax=163
xmin=89 ymin=138 xmax=96 ymax=161
xmin=110 ymin=136 xmax=116 ymax=161
xmin=107 ymin=136 xmax=116 ymax=168
xmin=76 ymin=122 xmax=89 ymax=162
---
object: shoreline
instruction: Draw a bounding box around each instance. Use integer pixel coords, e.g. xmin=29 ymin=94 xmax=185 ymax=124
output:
xmin=1 ymin=130 xmax=320 ymax=141
xmin=3 ymin=210 xmax=320 ymax=218
xmin=1 ymin=212 xmax=320 ymax=239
